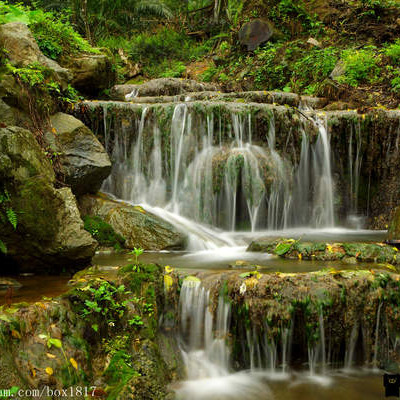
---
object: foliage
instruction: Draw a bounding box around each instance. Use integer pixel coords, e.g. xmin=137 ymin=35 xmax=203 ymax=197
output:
xmin=103 ymin=350 xmax=138 ymax=400
xmin=0 ymin=1 xmax=96 ymax=60
xmin=292 ymin=46 xmax=339 ymax=93
xmin=338 ymin=46 xmax=381 ymax=87
xmin=78 ymin=280 xmax=129 ymax=323
xmin=83 ymin=215 xmax=125 ymax=249
xmin=385 ymin=40 xmax=400 ymax=64
xmin=0 ymin=188 xmax=17 ymax=254
xmin=34 ymin=0 xmax=171 ymax=44
xmin=6 ymin=62 xmax=81 ymax=114
xmin=129 ymin=247 xmax=144 ymax=265
xmin=268 ymin=0 xmax=324 ymax=36
xmin=129 ymin=28 xmax=211 ymax=77
xmin=160 ymin=61 xmax=186 ymax=78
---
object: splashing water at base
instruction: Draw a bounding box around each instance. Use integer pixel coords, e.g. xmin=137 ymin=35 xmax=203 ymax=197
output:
xmin=175 ymin=279 xmax=273 ymax=400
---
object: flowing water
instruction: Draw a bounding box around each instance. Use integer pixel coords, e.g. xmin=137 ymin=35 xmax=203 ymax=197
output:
xmin=171 ymin=272 xmax=389 ymax=400
xmin=100 ymin=102 xmax=342 ymax=232
xmin=77 ymin=100 xmax=394 ymax=399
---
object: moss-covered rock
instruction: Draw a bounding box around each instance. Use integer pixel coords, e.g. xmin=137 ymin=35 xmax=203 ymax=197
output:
xmin=0 ymin=126 xmax=96 ymax=272
xmin=0 ymin=22 xmax=72 ymax=87
xmin=83 ymin=215 xmax=125 ymax=249
xmin=79 ymin=193 xmax=187 ymax=250
xmin=248 ymin=237 xmax=400 ymax=267
xmin=0 ymin=263 xmax=182 ymax=399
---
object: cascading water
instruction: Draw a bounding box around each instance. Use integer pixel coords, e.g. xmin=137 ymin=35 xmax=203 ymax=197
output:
xmin=175 ymin=279 xmax=273 ymax=400
xmin=100 ymin=102 xmax=337 ymax=234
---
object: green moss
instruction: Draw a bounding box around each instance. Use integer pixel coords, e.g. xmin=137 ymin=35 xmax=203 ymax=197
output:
xmin=83 ymin=215 xmax=125 ymax=249
xmin=13 ymin=177 xmax=59 ymax=241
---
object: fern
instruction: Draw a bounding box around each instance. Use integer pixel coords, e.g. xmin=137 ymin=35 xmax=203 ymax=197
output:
xmin=6 ymin=209 xmax=17 ymax=230
xmin=0 ymin=239 xmax=7 ymax=254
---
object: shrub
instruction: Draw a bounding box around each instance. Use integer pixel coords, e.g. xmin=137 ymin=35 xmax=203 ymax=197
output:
xmin=0 ymin=1 xmax=97 ymax=61
xmin=129 ymin=28 xmax=210 ymax=77
xmin=385 ymin=40 xmax=400 ymax=64
xmin=160 ymin=61 xmax=186 ymax=78
xmin=292 ymin=47 xmax=339 ymax=93
xmin=338 ymin=47 xmax=381 ymax=87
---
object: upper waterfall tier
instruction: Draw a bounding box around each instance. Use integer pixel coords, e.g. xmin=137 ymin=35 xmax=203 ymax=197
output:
xmin=75 ymin=100 xmax=400 ymax=230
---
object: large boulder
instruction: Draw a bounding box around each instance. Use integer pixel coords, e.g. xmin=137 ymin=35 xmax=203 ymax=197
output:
xmin=49 ymin=113 xmax=111 ymax=196
xmin=0 ymin=22 xmax=72 ymax=87
xmin=64 ymin=54 xmax=116 ymax=95
xmin=238 ymin=19 xmax=276 ymax=51
xmin=111 ymin=78 xmax=219 ymax=100
xmin=79 ymin=193 xmax=188 ymax=250
xmin=0 ymin=126 xmax=96 ymax=272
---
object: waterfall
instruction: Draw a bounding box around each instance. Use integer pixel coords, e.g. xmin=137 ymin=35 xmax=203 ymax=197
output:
xmin=307 ymin=308 xmax=328 ymax=375
xmin=175 ymin=279 xmax=273 ymax=400
xmin=372 ymin=301 xmax=383 ymax=370
xmin=99 ymin=102 xmax=338 ymax=232
xmin=310 ymin=118 xmax=335 ymax=227
xmin=344 ymin=322 xmax=360 ymax=370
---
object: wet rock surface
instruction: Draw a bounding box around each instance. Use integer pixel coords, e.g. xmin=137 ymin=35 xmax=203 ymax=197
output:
xmin=111 ymin=78 xmax=219 ymax=100
xmin=387 ymin=206 xmax=400 ymax=242
xmin=173 ymin=269 xmax=400 ymax=371
xmin=49 ymin=112 xmax=111 ymax=196
xmin=75 ymin=100 xmax=400 ymax=228
xmin=79 ymin=193 xmax=188 ymax=250
xmin=248 ymin=237 xmax=399 ymax=267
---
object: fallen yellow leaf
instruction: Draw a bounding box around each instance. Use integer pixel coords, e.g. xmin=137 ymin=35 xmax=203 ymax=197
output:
xmin=46 ymin=353 xmax=56 ymax=359
xmin=70 ymin=357 xmax=78 ymax=370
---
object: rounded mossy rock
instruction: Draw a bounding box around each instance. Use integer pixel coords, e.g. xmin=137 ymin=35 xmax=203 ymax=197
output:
xmin=48 ymin=112 xmax=111 ymax=196
xmin=83 ymin=215 xmax=125 ymax=249
xmin=78 ymin=193 xmax=188 ymax=250
xmin=0 ymin=126 xmax=96 ymax=272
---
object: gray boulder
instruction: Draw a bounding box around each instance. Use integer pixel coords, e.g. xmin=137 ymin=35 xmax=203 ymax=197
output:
xmin=79 ymin=193 xmax=188 ymax=250
xmin=0 ymin=22 xmax=72 ymax=87
xmin=238 ymin=19 xmax=275 ymax=51
xmin=64 ymin=54 xmax=116 ymax=95
xmin=49 ymin=113 xmax=111 ymax=196
xmin=111 ymin=78 xmax=219 ymax=100
xmin=0 ymin=126 xmax=96 ymax=272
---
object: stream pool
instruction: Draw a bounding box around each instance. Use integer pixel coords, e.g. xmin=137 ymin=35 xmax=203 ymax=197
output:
xmin=0 ymin=228 xmax=393 ymax=400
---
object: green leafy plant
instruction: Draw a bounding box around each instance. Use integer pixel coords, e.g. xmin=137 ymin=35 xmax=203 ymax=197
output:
xmin=128 ymin=314 xmax=144 ymax=327
xmin=0 ymin=189 xmax=17 ymax=254
xmin=129 ymin=247 xmax=144 ymax=266
xmin=338 ymin=47 xmax=381 ymax=87
xmin=0 ymin=1 xmax=96 ymax=59
xmin=385 ymin=39 xmax=400 ymax=64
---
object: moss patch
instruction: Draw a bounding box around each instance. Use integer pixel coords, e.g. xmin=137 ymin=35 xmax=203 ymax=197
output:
xmin=83 ymin=215 xmax=125 ymax=249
